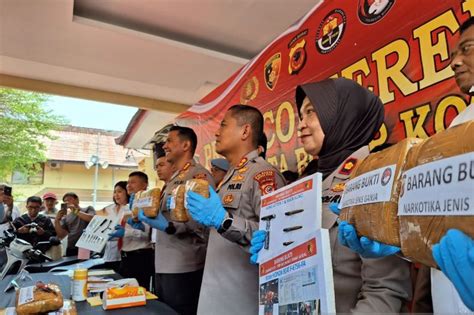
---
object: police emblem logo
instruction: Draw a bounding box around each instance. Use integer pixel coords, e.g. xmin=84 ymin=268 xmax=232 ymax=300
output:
xmin=254 ymin=170 xmax=277 ymax=196
xmin=240 ymin=76 xmax=259 ymax=104
xmin=338 ymin=157 xmax=358 ymax=175
xmin=223 ymin=194 xmax=234 ymax=205
xmin=288 ymin=30 xmax=308 ymax=75
xmin=381 ymin=167 xmax=392 ymax=186
xmin=264 ymin=53 xmax=281 ymax=91
xmin=315 ymin=9 xmax=347 ymax=54
xmin=358 ymin=0 xmax=395 ymax=24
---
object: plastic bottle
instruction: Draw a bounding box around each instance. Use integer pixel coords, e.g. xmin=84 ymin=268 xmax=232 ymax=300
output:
xmin=72 ymin=268 xmax=88 ymax=302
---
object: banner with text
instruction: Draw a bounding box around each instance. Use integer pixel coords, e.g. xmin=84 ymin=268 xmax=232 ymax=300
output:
xmin=175 ymin=0 xmax=474 ymax=173
xmin=398 ymin=152 xmax=474 ymax=216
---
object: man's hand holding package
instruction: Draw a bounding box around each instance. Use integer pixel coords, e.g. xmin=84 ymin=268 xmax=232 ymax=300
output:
xmin=186 ymin=186 xmax=226 ymax=230
xmin=433 ymin=229 xmax=474 ymax=311
xmin=137 ymin=209 xmax=169 ymax=231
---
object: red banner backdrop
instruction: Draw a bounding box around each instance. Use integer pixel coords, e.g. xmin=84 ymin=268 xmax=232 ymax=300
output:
xmin=176 ymin=0 xmax=474 ymax=173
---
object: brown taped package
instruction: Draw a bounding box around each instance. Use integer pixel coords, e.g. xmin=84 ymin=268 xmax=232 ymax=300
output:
xmin=170 ymin=185 xmax=187 ymax=222
xmin=16 ymin=283 xmax=63 ymax=315
xmin=132 ymin=188 xmax=161 ymax=218
xmin=340 ymin=138 xmax=423 ymax=246
xmin=171 ymin=179 xmax=209 ymax=222
xmin=399 ymin=121 xmax=474 ymax=268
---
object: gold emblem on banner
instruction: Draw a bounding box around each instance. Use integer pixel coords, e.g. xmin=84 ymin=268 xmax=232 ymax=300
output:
xmin=264 ymin=53 xmax=281 ymax=91
xmin=240 ymin=76 xmax=259 ymax=104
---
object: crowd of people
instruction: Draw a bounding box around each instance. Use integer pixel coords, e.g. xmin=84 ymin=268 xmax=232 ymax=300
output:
xmin=0 ymin=17 xmax=472 ymax=315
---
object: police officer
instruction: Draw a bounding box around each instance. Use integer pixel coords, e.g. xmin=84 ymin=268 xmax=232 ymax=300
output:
xmin=136 ymin=126 xmax=214 ymax=315
xmin=251 ymin=79 xmax=412 ymax=313
xmin=333 ymin=17 xmax=474 ymax=312
xmin=186 ymin=105 xmax=285 ymax=314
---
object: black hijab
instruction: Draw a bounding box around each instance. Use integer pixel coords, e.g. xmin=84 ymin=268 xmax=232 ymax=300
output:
xmin=295 ymin=78 xmax=384 ymax=178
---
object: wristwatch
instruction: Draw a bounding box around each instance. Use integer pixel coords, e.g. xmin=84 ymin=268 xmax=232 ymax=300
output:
xmin=218 ymin=212 xmax=233 ymax=234
xmin=165 ymin=222 xmax=176 ymax=235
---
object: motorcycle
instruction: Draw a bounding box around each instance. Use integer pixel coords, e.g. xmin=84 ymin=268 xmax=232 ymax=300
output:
xmin=0 ymin=228 xmax=108 ymax=279
xmin=0 ymin=230 xmax=61 ymax=280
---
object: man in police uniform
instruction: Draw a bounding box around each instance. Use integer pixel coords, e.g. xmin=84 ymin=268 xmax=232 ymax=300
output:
xmin=186 ymin=105 xmax=285 ymax=315
xmin=155 ymin=154 xmax=175 ymax=185
xmin=136 ymin=126 xmax=214 ymax=315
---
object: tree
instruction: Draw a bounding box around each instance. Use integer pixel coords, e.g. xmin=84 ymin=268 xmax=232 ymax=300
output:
xmin=0 ymin=88 xmax=66 ymax=178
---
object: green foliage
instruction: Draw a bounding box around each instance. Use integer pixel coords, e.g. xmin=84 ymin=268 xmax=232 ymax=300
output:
xmin=0 ymin=88 xmax=66 ymax=178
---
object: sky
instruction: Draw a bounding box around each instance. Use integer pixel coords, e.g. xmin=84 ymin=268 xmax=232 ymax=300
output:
xmin=44 ymin=95 xmax=138 ymax=132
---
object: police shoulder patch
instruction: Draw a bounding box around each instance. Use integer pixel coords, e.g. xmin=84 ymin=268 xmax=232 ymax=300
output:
xmin=254 ymin=170 xmax=277 ymax=196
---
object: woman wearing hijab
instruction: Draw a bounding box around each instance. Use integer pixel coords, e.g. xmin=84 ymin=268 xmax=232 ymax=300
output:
xmin=251 ymin=78 xmax=412 ymax=313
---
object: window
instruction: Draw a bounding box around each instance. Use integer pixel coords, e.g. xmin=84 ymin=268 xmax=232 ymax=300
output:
xmin=11 ymin=164 xmax=44 ymax=185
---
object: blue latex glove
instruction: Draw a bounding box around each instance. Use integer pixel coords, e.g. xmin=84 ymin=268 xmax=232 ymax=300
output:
xmin=138 ymin=209 xmax=169 ymax=231
xmin=127 ymin=217 xmax=145 ymax=232
xmin=432 ymin=229 xmax=474 ymax=311
xmin=186 ymin=186 xmax=226 ymax=230
xmin=338 ymin=221 xmax=400 ymax=258
xmin=108 ymin=224 xmax=125 ymax=240
xmin=249 ymin=230 xmax=266 ymax=264
xmin=329 ymin=201 xmax=340 ymax=215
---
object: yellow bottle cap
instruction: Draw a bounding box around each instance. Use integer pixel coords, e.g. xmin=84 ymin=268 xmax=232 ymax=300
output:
xmin=73 ymin=268 xmax=88 ymax=280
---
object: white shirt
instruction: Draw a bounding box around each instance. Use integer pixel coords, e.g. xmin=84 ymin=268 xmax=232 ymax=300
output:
xmin=101 ymin=204 xmax=128 ymax=262
xmin=122 ymin=213 xmax=152 ymax=253
xmin=101 ymin=203 xmax=152 ymax=256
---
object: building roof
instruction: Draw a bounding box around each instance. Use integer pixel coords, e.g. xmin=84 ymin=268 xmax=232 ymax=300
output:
xmin=43 ymin=125 xmax=146 ymax=167
xmin=116 ymin=109 xmax=176 ymax=149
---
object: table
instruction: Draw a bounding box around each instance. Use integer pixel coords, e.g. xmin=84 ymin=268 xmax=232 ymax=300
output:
xmin=0 ymin=272 xmax=177 ymax=314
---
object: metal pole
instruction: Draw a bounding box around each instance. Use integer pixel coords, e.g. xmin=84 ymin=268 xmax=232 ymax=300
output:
xmin=93 ymin=160 xmax=98 ymax=208
xmin=92 ymin=133 xmax=100 ymax=208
